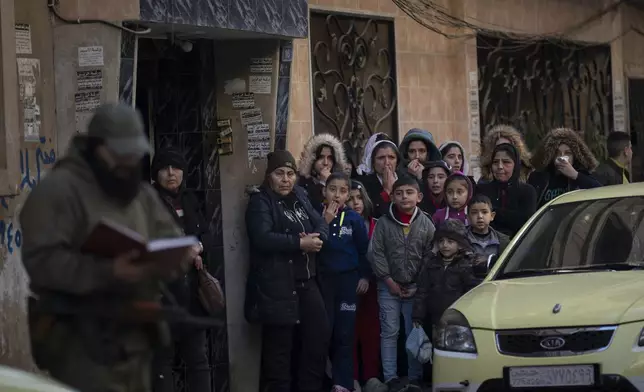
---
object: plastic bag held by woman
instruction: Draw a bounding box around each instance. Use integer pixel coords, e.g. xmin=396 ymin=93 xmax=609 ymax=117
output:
xmin=405 ymin=325 xmax=433 ymax=364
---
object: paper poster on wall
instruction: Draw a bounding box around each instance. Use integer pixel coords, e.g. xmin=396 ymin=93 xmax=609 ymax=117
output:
xmin=281 ymin=44 xmax=293 ymax=63
xmin=240 ymin=108 xmax=263 ymax=126
xmin=249 ymin=75 xmax=272 ymax=94
xmin=17 ymin=58 xmax=41 ymax=141
xmin=468 ymin=71 xmax=480 ymax=145
xmin=15 ymin=23 xmax=32 ymax=54
xmin=614 ymin=80 xmax=626 ymax=133
xmin=232 ymin=92 xmax=255 ymax=109
xmin=78 ymin=46 xmax=104 ymax=67
xmin=75 ymin=91 xmax=101 ymax=112
xmin=224 ymin=78 xmax=247 ymax=95
xmin=250 ymin=57 xmax=273 ymax=73
xmin=76 ymin=70 xmax=103 ymax=91
xmin=247 ymin=123 xmax=270 ymax=159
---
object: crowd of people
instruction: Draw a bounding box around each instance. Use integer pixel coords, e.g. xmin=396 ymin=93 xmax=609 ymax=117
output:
xmin=244 ymin=125 xmax=634 ymax=392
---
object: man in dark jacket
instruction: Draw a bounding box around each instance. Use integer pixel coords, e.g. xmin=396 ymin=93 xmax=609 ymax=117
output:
xmin=594 ymin=131 xmax=632 ymax=186
xmin=151 ymin=148 xmax=211 ymax=392
xmin=19 ymin=103 xmax=191 ymax=392
xmin=245 ymin=151 xmax=330 ymax=392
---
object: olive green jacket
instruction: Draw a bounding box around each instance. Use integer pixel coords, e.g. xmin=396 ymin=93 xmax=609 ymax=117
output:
xmin=19 ymin=136 xmax=181 ymax=301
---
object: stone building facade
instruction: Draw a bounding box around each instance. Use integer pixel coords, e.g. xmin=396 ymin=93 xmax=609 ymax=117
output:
xmin=288 ymin=0 xmax=644 ymax=178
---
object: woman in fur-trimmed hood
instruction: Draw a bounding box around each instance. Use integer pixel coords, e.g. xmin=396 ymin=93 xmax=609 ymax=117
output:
xmin=297 ymin=133 xmax=348 ymax=206
xmin=480 ymin=124 xmax=533 ymax=183
xmin=527 ymin=127 xmax=602 ymax=208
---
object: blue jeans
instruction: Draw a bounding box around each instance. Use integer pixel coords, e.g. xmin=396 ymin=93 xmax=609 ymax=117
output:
xmin=378 ymin=281 xmax=423 ymax=383
xmin=321 ymin=270 xmax=359 ymax=390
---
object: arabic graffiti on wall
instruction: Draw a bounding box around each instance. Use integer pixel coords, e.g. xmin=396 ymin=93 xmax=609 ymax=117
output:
xmin=0 ymin=137 xmax=56 ymax=254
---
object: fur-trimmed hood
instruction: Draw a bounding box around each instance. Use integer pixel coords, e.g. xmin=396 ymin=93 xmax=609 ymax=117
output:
xmin=298 ymin=133 xmax=348 ymax=178
xmin=531 ymin=127 xmax=599 ymax=172
xmin=481 ymin=124 xmax=533 ymax=182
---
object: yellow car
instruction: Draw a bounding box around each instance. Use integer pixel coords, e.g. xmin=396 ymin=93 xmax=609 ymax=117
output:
xmin=432 ymin=183 xmax=644 ymax=392
xmin=0 ymin=365 xmax=77 ymax=392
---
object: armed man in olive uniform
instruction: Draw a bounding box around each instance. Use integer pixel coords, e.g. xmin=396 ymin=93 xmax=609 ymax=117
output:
xmin=19 ymin=103 xmax=196 ymax=392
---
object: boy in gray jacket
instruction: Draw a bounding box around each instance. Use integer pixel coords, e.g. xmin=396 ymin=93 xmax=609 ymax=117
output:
xmin=369 ymin=176 xmax=435 ymax=391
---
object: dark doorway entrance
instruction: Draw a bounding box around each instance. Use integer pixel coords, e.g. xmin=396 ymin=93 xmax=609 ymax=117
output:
xmin=135 ymin=37 xmax=229 ymax=392
xmin=629 ymin=78 xmax=644 ymax=181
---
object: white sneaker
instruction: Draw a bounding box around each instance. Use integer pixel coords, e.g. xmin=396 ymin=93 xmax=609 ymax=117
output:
xmin=354 ymin=379 xmax=362 ymax=392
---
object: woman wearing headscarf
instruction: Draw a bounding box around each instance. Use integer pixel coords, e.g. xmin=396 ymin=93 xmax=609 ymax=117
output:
xmin=476 ymin=143 xmax=537 ymax=237
xmin=245 ymin=151 xmax=330 ymax=392
xmin=398 ymin=128 xmax=442 ymax=181
xmin=355 ymin=134 xmax=404 ymax=218
xmin=298 ymin=134 xmax=348 ymax=206
xmin=480 ymin=124 xmax=533 ymax=183
xmin=528 ymin=127 xmax=602 ymax=208
xmin=439 ymin=141 xmax=470 ymax=175
xmin=150 ymin=148 xmax=211 ymax=392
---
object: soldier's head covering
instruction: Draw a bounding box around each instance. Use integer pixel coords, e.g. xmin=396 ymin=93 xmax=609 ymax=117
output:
xmin=88 ymin=103 xmax=150 ymax=157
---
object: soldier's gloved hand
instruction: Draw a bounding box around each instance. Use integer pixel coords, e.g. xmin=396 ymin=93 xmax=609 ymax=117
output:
xmin=113 ymin=250 xmax=150 ymax=283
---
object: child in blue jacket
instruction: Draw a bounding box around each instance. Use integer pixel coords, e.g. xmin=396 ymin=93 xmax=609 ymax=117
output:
xmin=318 ymin=172 xmax=371 ymax=392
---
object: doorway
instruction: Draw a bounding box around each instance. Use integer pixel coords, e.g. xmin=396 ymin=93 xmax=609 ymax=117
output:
xmin=629 ymin=78 xmax=644 ymax=181
xmin=135 ymin=37 xmax=229 ymax=392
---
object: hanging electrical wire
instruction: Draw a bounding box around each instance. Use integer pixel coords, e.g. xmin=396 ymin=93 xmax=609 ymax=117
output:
xmin=47 ymin=0 xmax=151 ymax=35
xmin=391 ymin=0 xmax=629 ymax=50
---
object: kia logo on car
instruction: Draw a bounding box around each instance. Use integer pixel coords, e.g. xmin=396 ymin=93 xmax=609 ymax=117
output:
xmin=540 ymin=336 xmax=566 ymax=350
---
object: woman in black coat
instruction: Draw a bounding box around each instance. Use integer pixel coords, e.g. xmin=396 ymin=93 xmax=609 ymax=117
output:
xmin=150 ymin=148 xmax=211 ymax=392
xmin=476 ymin=143 xmax=537 ymax=237
xmin=245 ymin=150 xmax=330 ymax=392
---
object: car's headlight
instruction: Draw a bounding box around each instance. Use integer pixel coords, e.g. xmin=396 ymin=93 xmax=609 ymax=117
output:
xmin=434 ymin=309 xmax=477 ymax=353
xmin=637 ymin=327 xmax=644 ymax=347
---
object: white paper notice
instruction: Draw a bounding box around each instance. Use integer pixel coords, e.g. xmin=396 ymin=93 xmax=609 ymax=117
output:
xmin=232 ymin=93 xmax=255 ymax=109
xmin=77 ymin=70 xmax=103 ymax=91
xmin=240 ymin=108 xmax=263 ymax=126
xmin=249 ymin=75 xmax=272 ymax=94
xmin=468 ymin=71 xmax=480 ymax=144
xmin=78 ymin=46 xmax=104 ymax=67
xmin=224 ymin=78 xmax=247 ymax=95
xmin=16 ymin=58 xmax=40 ymax=141
xmin=247 ymin=123 xmax=270 ymax=159
xmin=75 ymin=91 xmax=101 ymax=112
xmin=15 ymin=23 xmax=32 ymax=54
xmin=614 ymin=80 xmax=626 ymax=133
xmin=250 ymin=57 xmax=273 ymax=73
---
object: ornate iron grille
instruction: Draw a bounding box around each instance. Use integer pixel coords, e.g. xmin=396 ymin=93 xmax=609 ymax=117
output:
xmin=477 ymin=36 xmax=613 ymax=159
xmin=310 ymin=12 xmax=398 ymax=165
xmin=629 ymin=79 xmax=644 ymax=181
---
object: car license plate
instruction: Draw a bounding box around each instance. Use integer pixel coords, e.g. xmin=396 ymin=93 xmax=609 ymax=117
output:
xmin=508 ymin=365 xmax=595 ymax=388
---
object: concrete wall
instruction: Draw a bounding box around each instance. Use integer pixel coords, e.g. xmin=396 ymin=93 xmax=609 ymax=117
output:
xmin=53 ymin=22 xmax=121 ymax=151
xmin=214 ymin=39 xmax=281 ymax=392
xmin=1 ymin=0 xmax=58 ymax=369
xmin=286 ymin=0 xmax=643 ymax=169
xmin=0 ymin=0 xmax=123 ymax=369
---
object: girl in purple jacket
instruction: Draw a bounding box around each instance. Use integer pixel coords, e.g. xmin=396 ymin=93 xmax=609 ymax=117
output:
xmin=432 ymin=172 xmax=473 ymax=226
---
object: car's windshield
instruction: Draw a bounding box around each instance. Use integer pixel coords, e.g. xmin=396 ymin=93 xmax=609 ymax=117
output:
xmin=497 ymin=196 xmax=644 ymax=279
